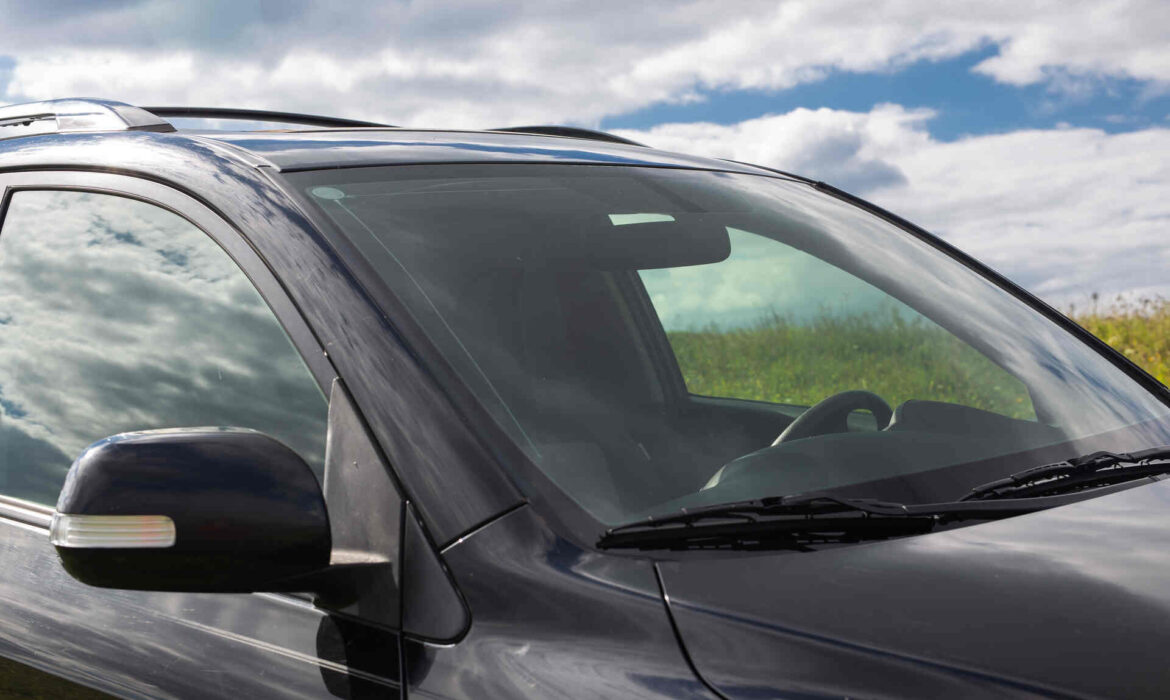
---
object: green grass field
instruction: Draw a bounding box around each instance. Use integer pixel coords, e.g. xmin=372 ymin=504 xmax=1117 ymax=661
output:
xmin=665 ymin=299 xmax=1170 ymax=420
xmin=1070 ymin=297 xmax=1170 ymax=387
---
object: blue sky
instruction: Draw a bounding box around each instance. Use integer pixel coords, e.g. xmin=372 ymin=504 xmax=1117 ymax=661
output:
xmin=604 ymin=44 xmax=1170 ymax=141
xmin=1 ymin=0 xmax=1169 ymax=307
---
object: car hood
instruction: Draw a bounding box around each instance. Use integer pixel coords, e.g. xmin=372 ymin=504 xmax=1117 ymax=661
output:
xmin=658 ymin=478 xmax=1170 ymax=699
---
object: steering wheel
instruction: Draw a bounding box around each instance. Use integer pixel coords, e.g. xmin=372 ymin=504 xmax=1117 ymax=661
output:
xmin=772 ymin=390 xmax=893 ymax=446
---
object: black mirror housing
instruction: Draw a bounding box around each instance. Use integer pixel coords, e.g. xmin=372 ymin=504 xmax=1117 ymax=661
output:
xmin=51 ymin=428 xmax=331 ymax=592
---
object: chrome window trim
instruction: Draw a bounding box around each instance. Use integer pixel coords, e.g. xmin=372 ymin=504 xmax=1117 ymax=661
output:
xmin=0 ymin=494 xmax=53 ymax=529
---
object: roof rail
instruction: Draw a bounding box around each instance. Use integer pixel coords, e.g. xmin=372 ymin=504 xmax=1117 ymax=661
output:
xmin=492 ymin=125 xmax=645 ymax=147
xmin=144 ymin=107 xmax=393 ymax=129
xmin=0 ymin=99 xmax=174 ymax=140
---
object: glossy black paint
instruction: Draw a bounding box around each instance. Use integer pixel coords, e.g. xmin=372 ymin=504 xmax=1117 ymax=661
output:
xmin=0 ymin=653 xmax=122 ymax=699
xmin=407 ymin=505 xmax=714 ymax=699
xmin=400 ymin=503 xmax=469 ymax=643
xmin=659 ymin=477 xmax=1170 ymax=698
xmin=55 ymin=428 xmax=331 ymax=592
xmin=0 ymin=516 xmax=401 ymax=698
xmin=317 ymin=380 xmax=403 ymax=628
xmin=5 ymin=123 xmax=1170 ymax=699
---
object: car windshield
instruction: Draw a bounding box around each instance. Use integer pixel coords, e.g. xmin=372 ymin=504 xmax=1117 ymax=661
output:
xmin=290 ymin=164 xmax=1170 ymax=525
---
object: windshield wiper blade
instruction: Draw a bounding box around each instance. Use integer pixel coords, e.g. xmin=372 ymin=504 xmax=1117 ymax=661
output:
xmin=598 ymin=451 xmax=1170 ymax=551
xmin=596 ymin=494 xmax=1050 ymax=551
xmin=962 ymin=446 xmax=1170 ymax=501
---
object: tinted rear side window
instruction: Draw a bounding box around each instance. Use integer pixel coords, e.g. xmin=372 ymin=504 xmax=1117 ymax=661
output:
xmin=0 ymin=190 xmax=328 ymax=505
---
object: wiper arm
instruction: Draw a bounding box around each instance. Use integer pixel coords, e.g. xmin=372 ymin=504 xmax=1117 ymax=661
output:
xmin=599 ymin=450 xmax=1170 ymax=551
xmin=962 ymin=446 xmax=1170 ymax=501
xmin=597 ymin=494 xmax=1050 ymax=551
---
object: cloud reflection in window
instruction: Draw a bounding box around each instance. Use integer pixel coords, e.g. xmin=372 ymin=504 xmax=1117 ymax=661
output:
xmin=0 ymin=191 xmax=328 ymax=505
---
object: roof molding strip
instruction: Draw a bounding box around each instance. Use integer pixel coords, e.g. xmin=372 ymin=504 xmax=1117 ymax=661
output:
xmin=491 ymin=125 xmax=646 ymax=147
xmin=0 ymin=98 xmax=644 ymax=150
xmin=0 ymin=99 xmax=175 ymax=140
xmin=144 ymin=107 xmax=394 ymax=129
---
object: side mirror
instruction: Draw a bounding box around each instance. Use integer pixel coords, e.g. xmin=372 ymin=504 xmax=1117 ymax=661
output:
xmin=50 ymin=428 xmax=330 ymax=592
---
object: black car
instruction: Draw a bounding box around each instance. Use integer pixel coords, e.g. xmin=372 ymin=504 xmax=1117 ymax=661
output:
xmin=1 ymin=98 xmax=1169 ymax=699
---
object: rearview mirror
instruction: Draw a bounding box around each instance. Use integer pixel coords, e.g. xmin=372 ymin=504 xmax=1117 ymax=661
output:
xmin=395 ymin=207 xmax=732 ymax=270
xmin=50 ymin=428 xmax=331 ymax=592
xmin=588 ymin=213 xmax=732 ymax=270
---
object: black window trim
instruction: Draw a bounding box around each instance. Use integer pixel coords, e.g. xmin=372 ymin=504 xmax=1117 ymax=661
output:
xmin=0 ymin=170 xmax=339 ymax=528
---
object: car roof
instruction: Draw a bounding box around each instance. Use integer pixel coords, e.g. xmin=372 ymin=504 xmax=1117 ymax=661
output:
xmin=0 ymin=98 xmax=780 ymax=176
xmin=198 ymin=128 xmax=770 ymax=174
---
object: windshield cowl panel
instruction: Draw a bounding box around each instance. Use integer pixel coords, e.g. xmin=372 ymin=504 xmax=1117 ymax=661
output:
xmin=288 ymin=164 xmax=1170 ymax=533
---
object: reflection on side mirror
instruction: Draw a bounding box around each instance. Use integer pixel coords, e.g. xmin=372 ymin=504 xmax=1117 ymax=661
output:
xmin=50 ymin=427 xmax=331 ymax=593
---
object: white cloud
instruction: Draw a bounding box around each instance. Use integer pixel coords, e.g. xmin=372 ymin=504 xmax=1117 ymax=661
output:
xmin=6 ymin=52 xmax=197 ymax=104
xmin=2 ymin=1 xmax=1169 ymax=126
xmin=970 ymin=1 xmax=1170 ymax=88
xmin=2 ymin=2 xmax=1169 ymax=307
xmin=615 ymin=107 xmax=1170 ymax=309
xmin=616 ymin=104 xmax=934 ymax=192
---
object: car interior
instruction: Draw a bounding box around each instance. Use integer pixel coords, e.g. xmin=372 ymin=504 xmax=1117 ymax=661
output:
xmin=307 ymin=171 xmax=1077 ymax=525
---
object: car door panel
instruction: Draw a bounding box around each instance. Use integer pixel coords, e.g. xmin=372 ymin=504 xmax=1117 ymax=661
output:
xmin=0 ymin=650 xmax=121 ymax=699
xmin=0 ymin=509 xmax=401 ymax=698
xmin=0 ymin=173 xmax=404 ymax=698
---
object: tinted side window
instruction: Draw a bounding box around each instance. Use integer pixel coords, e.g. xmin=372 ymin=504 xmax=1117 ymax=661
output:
xmin=0 ymin=190 xmax=328 ymax=504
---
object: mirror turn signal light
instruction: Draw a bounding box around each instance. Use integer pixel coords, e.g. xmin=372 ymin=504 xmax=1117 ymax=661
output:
xmin=50 ymin=513 xmax=176 ymax=549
